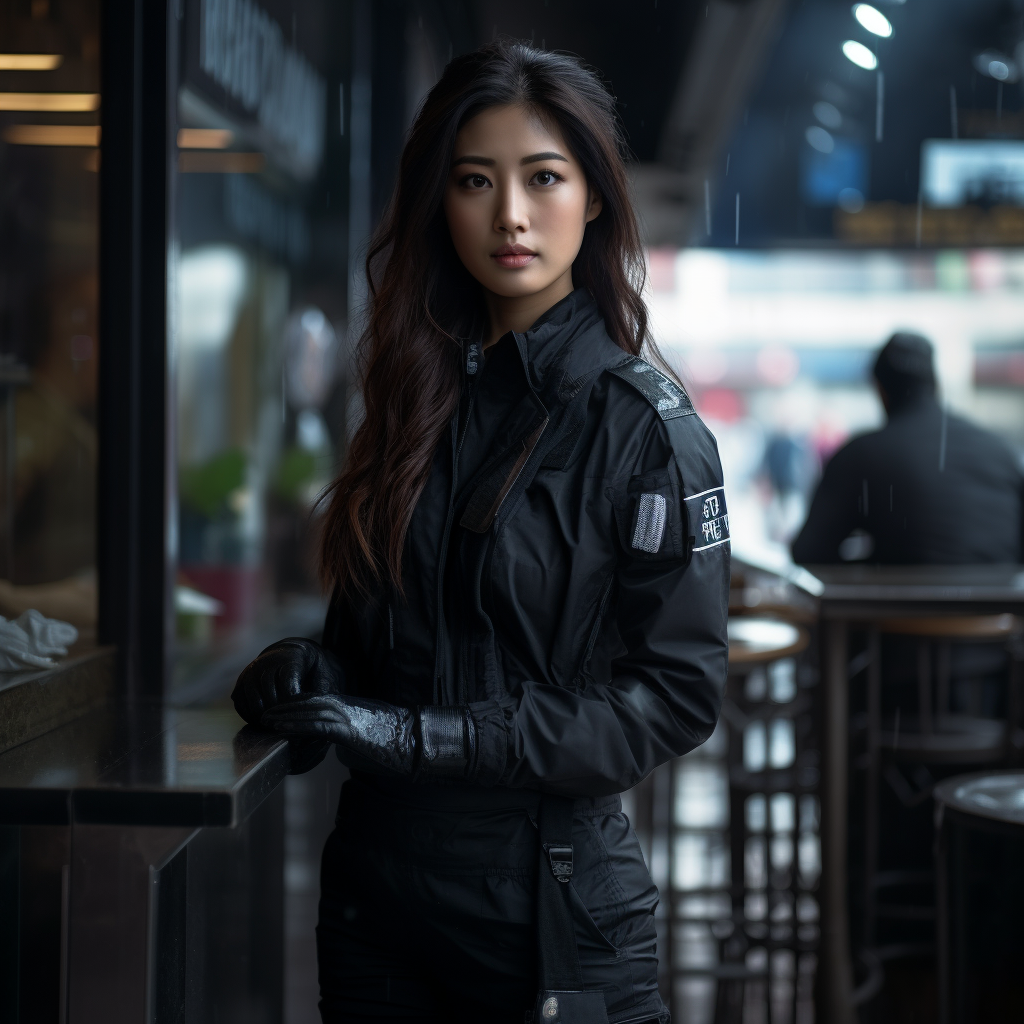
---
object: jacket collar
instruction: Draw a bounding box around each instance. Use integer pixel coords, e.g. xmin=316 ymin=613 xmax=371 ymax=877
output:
xmin=508 ymin=288 xmax=627 ymax=401
xmin=886 ymin=393 xmax=940 ymax=421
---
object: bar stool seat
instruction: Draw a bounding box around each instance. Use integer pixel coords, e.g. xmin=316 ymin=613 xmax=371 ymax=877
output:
xmin=880 ymin=713 xmax=1007 ymax=763
xmin=878 ymin=613 xmax=1020 ymax=640
xmin=728 ymin=617 xmax=810 ymax=665
xmin=873 ymin=613 xmax=1022 ymax=763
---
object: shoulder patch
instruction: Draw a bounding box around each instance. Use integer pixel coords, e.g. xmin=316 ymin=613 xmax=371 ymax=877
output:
xmin=685 ymin=486 xmax=730 ymax=553
xmin=608 ymin=357 xmax=696 ymax=420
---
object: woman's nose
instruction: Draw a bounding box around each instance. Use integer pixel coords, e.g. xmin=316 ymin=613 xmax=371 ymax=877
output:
xmin=493 ymin=181 xmax=529 ymax=235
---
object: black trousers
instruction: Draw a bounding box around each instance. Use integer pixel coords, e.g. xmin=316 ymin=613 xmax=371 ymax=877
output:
xmin=316 ymin=774 xmax=669 ymax=1024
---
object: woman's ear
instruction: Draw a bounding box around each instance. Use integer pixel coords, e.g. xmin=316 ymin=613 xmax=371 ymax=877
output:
xmin=586 ymin=189 xmax=603 ymax=223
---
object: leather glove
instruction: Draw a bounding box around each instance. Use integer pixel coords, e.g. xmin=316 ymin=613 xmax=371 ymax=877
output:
xmin=231 ymin=638 xmax=344 ymax=727
xmin=285 ymin=737 xmax=332 ymax=775
xmin=260 ymin=695 xmax=475 ymax=781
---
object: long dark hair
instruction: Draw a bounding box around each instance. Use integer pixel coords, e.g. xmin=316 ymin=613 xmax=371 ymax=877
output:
xmin=320 ymin=40 xmax=651 ymax=595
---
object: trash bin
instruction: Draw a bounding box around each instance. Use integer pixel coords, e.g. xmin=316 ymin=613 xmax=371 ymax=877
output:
xmin=934 ymin=772 xmax=1024 ymax=1024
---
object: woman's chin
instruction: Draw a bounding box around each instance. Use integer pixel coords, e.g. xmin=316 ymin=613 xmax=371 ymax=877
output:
xmin=481 ymin=272 xmax=567 ymax=300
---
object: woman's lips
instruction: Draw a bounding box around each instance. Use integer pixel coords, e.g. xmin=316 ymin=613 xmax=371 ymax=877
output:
xmin=491 ymin=245 xmax=537 ymax=269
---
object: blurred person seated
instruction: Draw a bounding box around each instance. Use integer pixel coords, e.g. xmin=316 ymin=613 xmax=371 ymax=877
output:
xmin=0 ymin=275 xmax=98 ymax=630
xmin=794 ymin=335 xmax=1023 ymax=908
xmin=792 ymin=331 xmax=1023 ymax=566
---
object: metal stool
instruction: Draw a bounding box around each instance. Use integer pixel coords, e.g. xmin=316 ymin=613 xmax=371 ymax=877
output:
xmin=708 ymin=616 xmax=814 ymax=1024
xmin=860 ymin=615 xmax=1023 ymax=998
xmin=935 ymin=772 xmax=1024 ymax=1024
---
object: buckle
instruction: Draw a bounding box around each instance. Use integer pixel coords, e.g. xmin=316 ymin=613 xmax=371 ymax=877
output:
xmin=544 ymin=843 xmax=573 ymax=883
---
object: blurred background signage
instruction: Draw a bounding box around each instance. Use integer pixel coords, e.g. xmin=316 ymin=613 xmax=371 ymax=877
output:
xmin=184 ymin=0 xmax=326 ymax=181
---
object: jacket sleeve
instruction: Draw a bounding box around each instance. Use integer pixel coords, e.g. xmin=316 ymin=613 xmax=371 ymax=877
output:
xmin=468 ymin=411 xmax=730 ymax=797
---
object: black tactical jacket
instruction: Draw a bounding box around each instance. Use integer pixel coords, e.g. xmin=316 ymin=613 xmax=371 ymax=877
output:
xmin=324 ymin=289 xmax=730 ymax=797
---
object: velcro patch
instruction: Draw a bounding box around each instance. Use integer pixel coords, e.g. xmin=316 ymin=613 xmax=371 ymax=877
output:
xmin=632 ymin=493 xmax=667 ymax=553
xmin=608 ymin=357 xmax=695 ymax=420
xmin=685 ymin=486 xmax=730 ymax=552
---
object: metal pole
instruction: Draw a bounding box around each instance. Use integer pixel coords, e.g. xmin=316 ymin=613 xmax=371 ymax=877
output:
xmin=864 ymin=626 xmax=881 ymax=949
xmin=816 ymin=619 xmax=855 ymax=1023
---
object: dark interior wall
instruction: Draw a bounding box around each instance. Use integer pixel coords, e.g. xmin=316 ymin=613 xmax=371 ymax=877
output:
xmin=471 ymin=0 xmax=699 ymax=162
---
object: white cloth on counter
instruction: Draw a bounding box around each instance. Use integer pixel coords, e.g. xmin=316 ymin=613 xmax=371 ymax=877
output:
xmin=0 ymin=609 xmax=78 ymax=671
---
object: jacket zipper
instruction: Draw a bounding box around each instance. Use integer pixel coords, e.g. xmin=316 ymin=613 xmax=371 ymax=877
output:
xmin=433 ymin=388 xmax=475 ymax=704
xmin=572 ymin=572 xmax=615 ymax=688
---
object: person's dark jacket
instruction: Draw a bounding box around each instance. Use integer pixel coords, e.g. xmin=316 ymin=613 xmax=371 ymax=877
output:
xmin=323 ymin=289 xmax=730 ymax=797
xmin=792 ymin=395 xmax=1023 ymax=565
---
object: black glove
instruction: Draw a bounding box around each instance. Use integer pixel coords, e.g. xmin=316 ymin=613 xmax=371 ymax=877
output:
xmin=231 ymin=638 xmax=344 ymax=727
xmin=260 ymin=695 xmax=475 ymax=781
xmin=285 ymin=737 xmax=332 ymax=775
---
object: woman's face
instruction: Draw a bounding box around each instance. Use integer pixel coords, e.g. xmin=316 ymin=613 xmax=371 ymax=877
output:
xmin=443 ymin=104 xmax=602 ymax=303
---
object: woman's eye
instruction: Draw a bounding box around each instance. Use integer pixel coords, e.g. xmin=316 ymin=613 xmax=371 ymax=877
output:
xmin=461 ymin=174 xmax=490 ymax=189
xmin=532 ymin=170 xmax=562 ymax=187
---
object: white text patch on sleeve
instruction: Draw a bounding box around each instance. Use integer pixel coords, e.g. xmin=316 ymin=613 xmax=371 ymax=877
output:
xmin=685 ymin=487 xmax=730 ymax=552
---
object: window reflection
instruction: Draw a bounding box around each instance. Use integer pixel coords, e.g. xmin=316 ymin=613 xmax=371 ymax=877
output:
xmin=171 ymin=0 xmax=344 ymax=693
xmin=0 ymin=0 xmax=100 ymax=632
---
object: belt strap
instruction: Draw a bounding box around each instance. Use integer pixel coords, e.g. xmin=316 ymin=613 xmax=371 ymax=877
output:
xmin=537 ymin=795 xmax=582 ymax=991
xmin=534 ymin=796 xmax=609 ymax=1024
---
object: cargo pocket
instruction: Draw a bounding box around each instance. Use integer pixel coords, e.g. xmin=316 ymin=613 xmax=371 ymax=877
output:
xmin=572 ymin=813 xmax=664 ymax=1017
xmin=569 ymin=815 xmax=661 ymax=1016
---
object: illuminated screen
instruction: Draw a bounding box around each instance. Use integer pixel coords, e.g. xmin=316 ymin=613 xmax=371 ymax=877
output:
xmin=921 ymin=139 xmax=1024 ymax=208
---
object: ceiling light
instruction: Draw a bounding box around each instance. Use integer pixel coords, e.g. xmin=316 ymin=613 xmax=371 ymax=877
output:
xmin=0 ymin=54 xmax=63 ymax=70
xmin=3 ymin=125 xmax=99 ymax=146
xmin=177 ymin=128 xmax=234 ymax=149
xmin=813 ymin=101 xmax=843 ymax=130
xmin=852 ymin=4 xmax=893 ymax=38
xmin=842 ymin=40 xmax=878 ymax=70
xmin=805 ymin=126 xmax=835 ymax=154
xmin=0 ymin=92 xmax=99 ymax=111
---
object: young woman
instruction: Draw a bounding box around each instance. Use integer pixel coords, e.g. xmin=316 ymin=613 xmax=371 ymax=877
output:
xmin=233 ymin=40 xmax=729 ymax=1024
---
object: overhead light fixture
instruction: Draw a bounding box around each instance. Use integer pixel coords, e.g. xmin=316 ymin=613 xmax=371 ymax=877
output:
xmin=0 ymin=92 xmax=99 ymax=111
xmin=852 ymin=4 xmax=893 ymax=38
xmin=973 ymin=51 xmax=1019 ymax=83
xmin=813 ymin=101 xmax=843 ymax=130
xmin=843 ymin=40 xmax=878 ymax=70
xmin=0 ymin=54 xmax=63 ymax=70
xmin=177 ymin=128 xmax=234 ymax=149
xmin=3 ymin=124 xmax=99 ymax=146
xmin=805 ymin=126 xmax=835 ymax=154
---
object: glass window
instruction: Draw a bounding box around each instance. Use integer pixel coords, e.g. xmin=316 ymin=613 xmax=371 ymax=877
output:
xmin=0 ymin=0 xmax=101 ymax=633
xmin=170 ymin=0 xmax=347 ymax=697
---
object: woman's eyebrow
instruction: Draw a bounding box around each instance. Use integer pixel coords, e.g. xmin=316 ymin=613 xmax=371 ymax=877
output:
xmin=450 ymin=151 xmax=570 ymax=168
xmin=521 ymin=151 xmax=569 ymax=165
